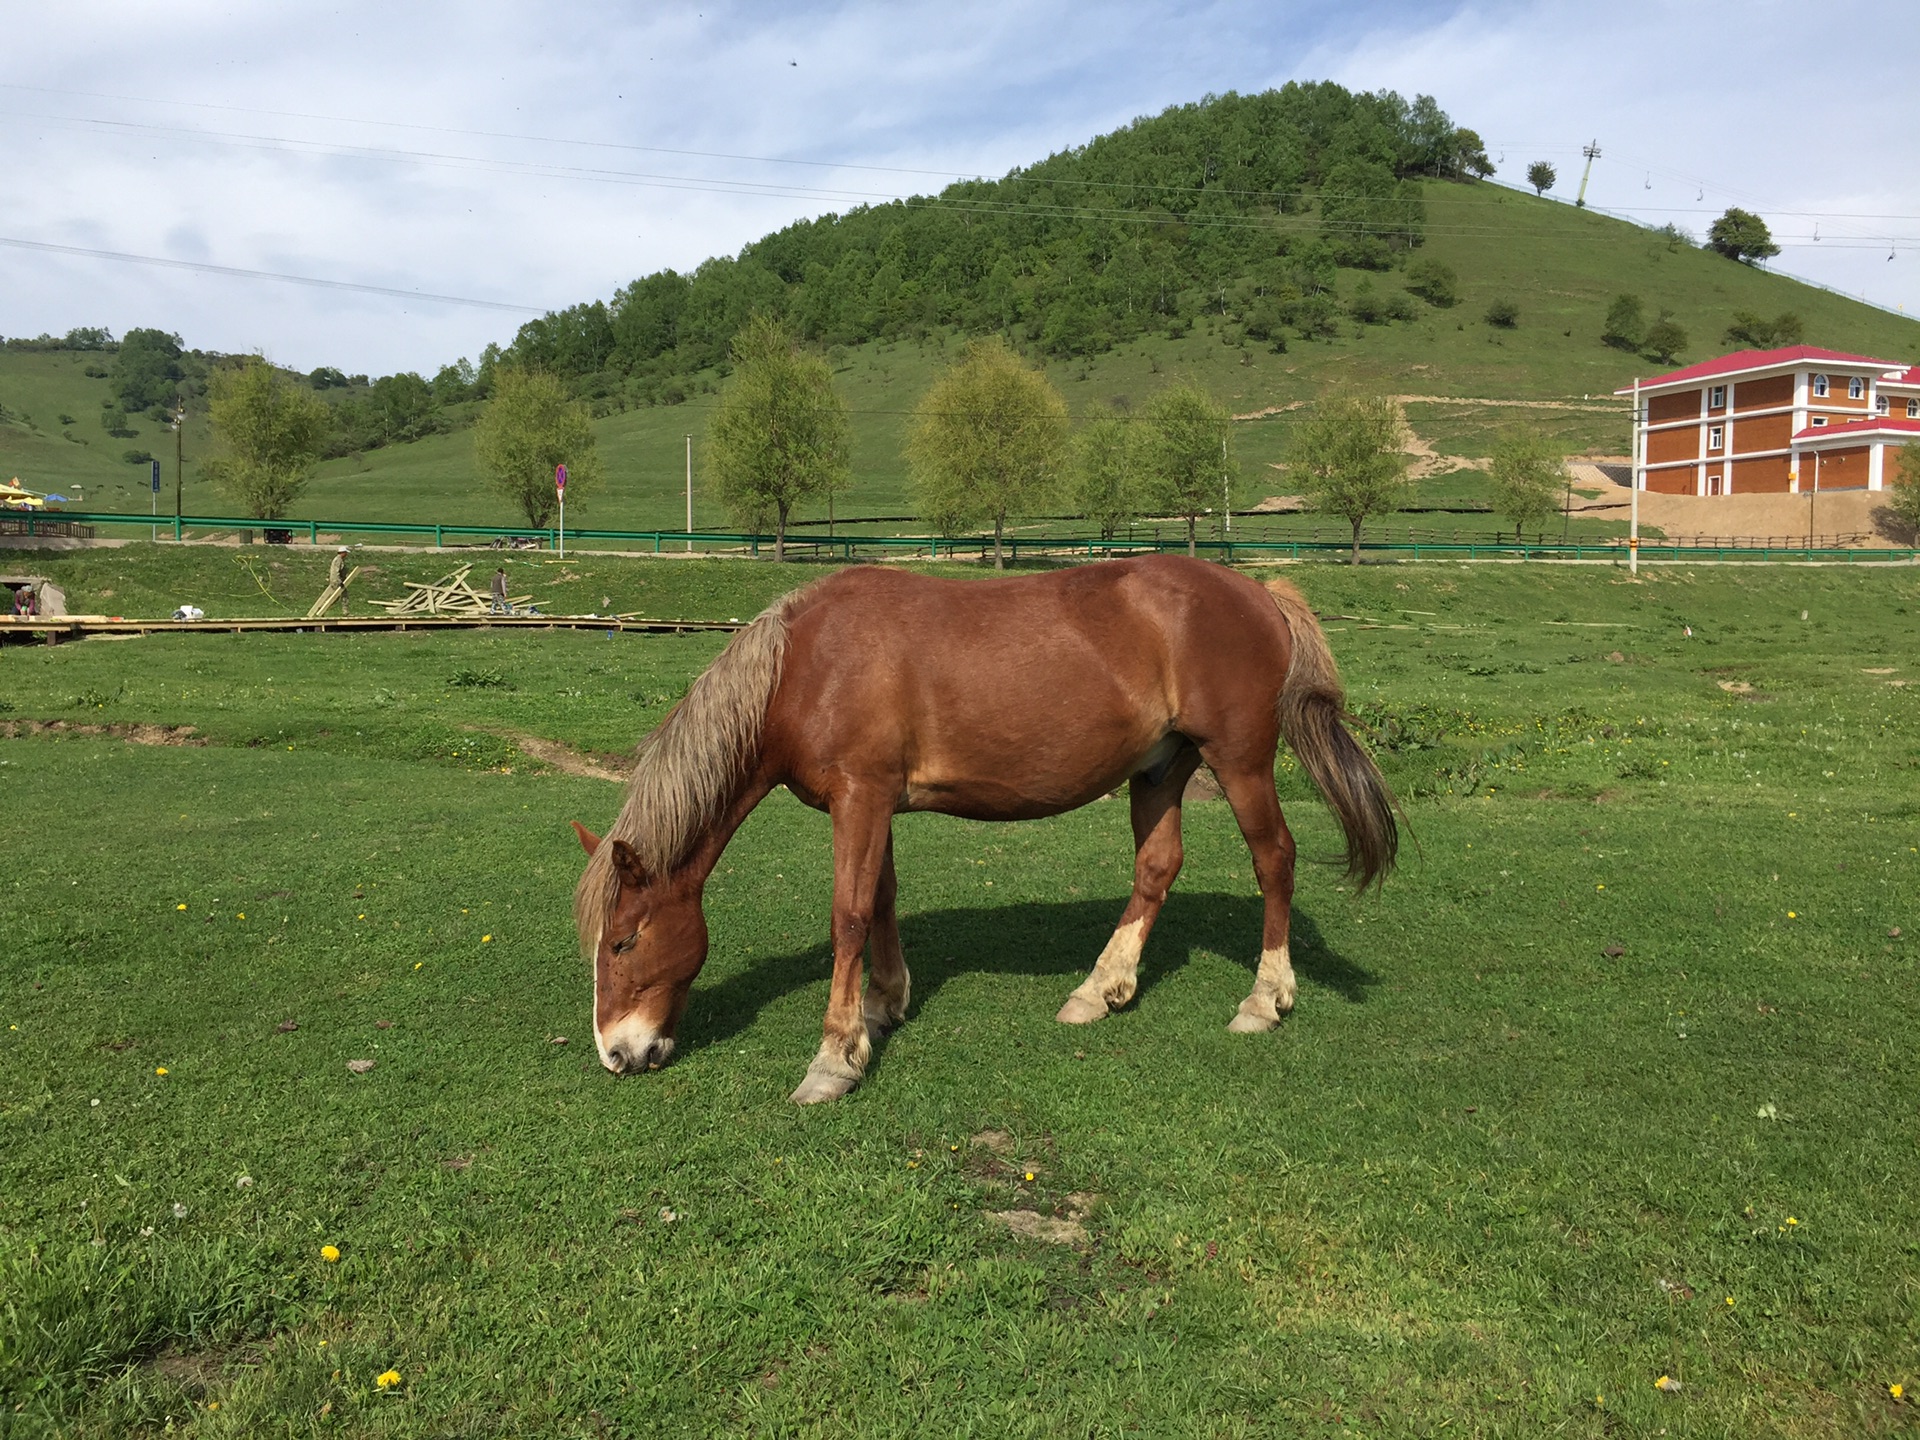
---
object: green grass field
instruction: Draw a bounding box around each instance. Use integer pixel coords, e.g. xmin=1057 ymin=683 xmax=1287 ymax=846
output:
xmin=2 ymin=549 xmax=1916 ymax=1436
xmin=8 ymin=181 xmax=1920 ymax=541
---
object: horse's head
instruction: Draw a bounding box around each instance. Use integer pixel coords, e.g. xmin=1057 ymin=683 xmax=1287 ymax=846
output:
xmin=573 ymin=822 xmax=708 ymax=1076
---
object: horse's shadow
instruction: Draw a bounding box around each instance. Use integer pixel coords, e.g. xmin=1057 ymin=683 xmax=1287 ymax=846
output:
xmin=680 ymin=893 xmax=1375 ymax=1056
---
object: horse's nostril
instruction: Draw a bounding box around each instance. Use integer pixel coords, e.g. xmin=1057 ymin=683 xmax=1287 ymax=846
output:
xmin=606 ymin=1046 xmax=628 ymax=1072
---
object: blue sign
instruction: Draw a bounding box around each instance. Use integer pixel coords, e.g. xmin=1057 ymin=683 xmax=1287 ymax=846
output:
xmin=150 ymin=460 xmax=161 ymax=493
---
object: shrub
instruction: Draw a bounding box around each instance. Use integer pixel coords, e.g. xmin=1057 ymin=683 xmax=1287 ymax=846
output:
xmin=1405 ymin=259 xmax=1457 ymax=307
xmin=121 ymin=448 xmax=153 ymax=465
xmin=1484 ymin=298 xmax=1519 ymax=329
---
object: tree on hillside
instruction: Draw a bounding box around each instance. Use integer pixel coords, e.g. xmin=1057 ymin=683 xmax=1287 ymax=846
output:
xmin=113 ymin=328 xmax=183 ymax=415
xmin=1602 ymin=294 xmax=1645 ymax=351
xmin=1405 ymin=258 xmax=1457 ymax=307
xmin=704 ymin=315 xmax=850 ymax=562
xmin=1643 ymin=312 xmax=1688 ymax=364
xmin=1488 ymin=429 xmax=1567 ymax=543
xmin=1707 ymin=208 xmax=1780 ymax=265
xmin=1484 ymin=297 xmax=1519 ymax=329
xmin=1725 ymin=310 xmax=1805 ymax=349
xmin=1290 ymin=392 xmax=1410 ymax=565
xmin=371 ymin=372 xmax=435 ymax=443
xmin=473 ymin=368 xmax=601 ymax=528
xmin=1886 ymin=443 xmax=1920 ymax=543
xmin=1140 ymin=385 xmax=1237 ymax=556
xmin=1072 ymin=414 xmax=1142 ymax=540
xmin=203 ymin=357 xmax=332 ymax=521
xmin=906 ymin=337 xmax=1068 ymax=570
xmin=1526 ymin=161 xmax=1556 ymax=196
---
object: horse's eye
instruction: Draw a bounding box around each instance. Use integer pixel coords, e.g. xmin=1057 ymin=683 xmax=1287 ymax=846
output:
xmin=610 ymin=932 xmax=638 ymax=955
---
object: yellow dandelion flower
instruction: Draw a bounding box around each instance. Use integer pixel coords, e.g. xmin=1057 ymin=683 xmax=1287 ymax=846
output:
xmin=155 ymin=1067 xmax=168 ymax=1076
xmin=414 ymin=962 xmax=422 ymax=970
xmin=1725 ymin=1296 xmax=1735 ymax=1307
xmin=176 ymin=903 xmax=188 ymax=911
xmin=1787 ymin=911 xmax=1797 ymax=919
xmin=207 ymin=1400 xmax=219 ymax=1411
xmin=237 ymin=912 xmax=245 ymax=920
xmin=1889 ymin=1383 xmax=1902 ymax=1399
xmin=482 ymin=935 xmax=491 ymax=943
xmin=1023 ymin=1171 xmax=1035 ymax=1182
xmin=320 ymin=1244 xmax=340 ymax=1263
xmin=376 ymin=1368 xmax=401 ymax=1389
xmin=1786 ymin=1216 xmax=1798 ymax=1226
xmin=1596 ymin=883 xmax=1605 ymax=890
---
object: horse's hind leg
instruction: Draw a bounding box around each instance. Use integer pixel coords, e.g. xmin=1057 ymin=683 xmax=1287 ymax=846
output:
xmin=1057 ymin=753 xmax=1199 ymax=1025
xmin=1212 ymin=762 xmax=1299 ymax=1033
xmin=863 ymin=832 xmax=910 ymax=1043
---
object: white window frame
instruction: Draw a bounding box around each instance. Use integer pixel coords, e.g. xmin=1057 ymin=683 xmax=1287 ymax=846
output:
xmin=1909 ymin=398 xmax=1919 ymax=418
xmin=1848 ymin=376 xmax=1865 ymax=400
xmin=1709 ymin=385 xmax=1726 ymax=409
xmin=1708 ymin=425 xmax=1724 ymax=450
xmin=1876 ymin=395 xmax=1890 ymax=416
xmin=1812 ymin=374 xmax=1830 ymax=398
xmin=1811 ymin=416 xmax=1828 ymax=427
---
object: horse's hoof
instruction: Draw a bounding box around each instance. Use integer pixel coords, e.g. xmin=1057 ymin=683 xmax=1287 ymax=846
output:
xmin=1227 ymin=1008 xmax=1280 ymax=1034
xmin=789 ymin=1061 xmax=861 ymax=1105
xmin=1055 ymin=993 xmax=1109 ymax=1025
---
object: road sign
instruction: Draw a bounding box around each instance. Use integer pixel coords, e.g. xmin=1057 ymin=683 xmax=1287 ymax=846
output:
xmin=555 ymin=463 xmax=567 ymax=493
xmin=150 ymin=460 xmax=162 ymax=493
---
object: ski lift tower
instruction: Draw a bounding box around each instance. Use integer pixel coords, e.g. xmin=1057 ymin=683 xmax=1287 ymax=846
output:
xmin=1575 ymin=140 xmax=1601 ymax=208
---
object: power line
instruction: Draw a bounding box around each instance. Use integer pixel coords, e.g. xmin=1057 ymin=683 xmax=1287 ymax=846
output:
xmin=0 ymin=237 xmax=545 ymax=312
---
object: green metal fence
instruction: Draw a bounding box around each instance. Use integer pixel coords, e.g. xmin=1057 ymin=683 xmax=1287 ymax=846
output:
xmin=21 ymin=509 xmax=1920 ymax=565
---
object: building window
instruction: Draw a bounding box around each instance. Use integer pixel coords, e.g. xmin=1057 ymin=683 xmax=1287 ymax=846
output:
xmin=1909 ymin=398 xmax=1919 ymax=418
xmin=1709 ymin=384 xmax=1726 ymax=409
xmin=1811 ymin=416 xmax=1827 ymax=427
xmin=1812 ymin=374 xmax=1829 ymax=397
xmin=1848 ymin=376 xmax=1865 ymax=400
xmin=1877 ymin=396 xmax=1890 ymax=416
xmin=1708 ymin=425 xmax=1724 ymax=450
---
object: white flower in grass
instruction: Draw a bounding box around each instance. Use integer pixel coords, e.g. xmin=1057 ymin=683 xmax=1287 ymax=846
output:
xmin=172 ymin=1202 xmax=188 ymax=1219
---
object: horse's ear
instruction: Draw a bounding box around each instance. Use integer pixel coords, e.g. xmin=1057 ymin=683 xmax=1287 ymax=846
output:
xmin=609 ymin=839 xmax=647 ymax=889
xmin=571 ymin=821 xmax=600 ymax=855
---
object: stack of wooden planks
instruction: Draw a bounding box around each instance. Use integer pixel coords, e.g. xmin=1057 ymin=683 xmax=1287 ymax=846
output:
xmin=373 ymin=566 xmax=532 ymax=617
xmin=305 ymin=566 xmax=361 ymax=619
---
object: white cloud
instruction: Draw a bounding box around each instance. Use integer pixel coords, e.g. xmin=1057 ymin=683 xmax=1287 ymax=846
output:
xmin=2 ymin=0 xmax=1913 ymax=376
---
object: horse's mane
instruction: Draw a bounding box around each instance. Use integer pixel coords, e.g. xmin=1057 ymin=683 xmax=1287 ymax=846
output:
xmin=573 ymin=586 xmax=802 ymax=955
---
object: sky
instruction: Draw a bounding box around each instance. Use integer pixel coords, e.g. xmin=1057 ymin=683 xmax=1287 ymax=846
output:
xmin=4 ymin=0 xmax=1917 ymax=377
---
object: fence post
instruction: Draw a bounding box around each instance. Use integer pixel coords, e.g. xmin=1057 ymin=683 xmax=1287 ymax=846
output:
xmin=435 ymin=525 xmax=442 ymax=548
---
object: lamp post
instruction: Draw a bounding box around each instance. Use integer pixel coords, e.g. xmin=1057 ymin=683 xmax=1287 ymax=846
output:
xmin=556 ymin=464 xmax=567 ymax=558
xmin=172 ymin=406 xmax=185 ymax=537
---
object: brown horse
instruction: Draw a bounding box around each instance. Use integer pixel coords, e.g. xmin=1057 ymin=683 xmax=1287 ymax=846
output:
xmin=572 ymin=555 xmax=1395 ymax=1103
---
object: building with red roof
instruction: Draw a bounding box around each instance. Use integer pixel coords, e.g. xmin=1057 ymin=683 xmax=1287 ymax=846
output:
xmin=1615 ymin=345 xmax=1915 ymax=495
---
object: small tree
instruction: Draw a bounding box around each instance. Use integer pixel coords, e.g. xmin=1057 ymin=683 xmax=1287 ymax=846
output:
xmin=1487 ymin=429 xmax=1567 ymax=543
xmin=1290 ymin=392 xmax=1411 ymax=565
xmin=1072 ymin=415 xmax=1141 ymax=540
xmin=1602 ymin=293 xmax=1645 ymax=351
xmin=1707 ymin=208 xmax=1780 ymax=264
xmin=1405 ymin=258 xmax=1457 ymax=307
xmin=1886 ymin=442 xmax=1920 ymax=543
xmin=473 ymin=368 xmax=601 ymax=528
xmin=1644 ymin=313 xmax=1688 ymax=364
xmin=704 ymin=315 xmax=850 ymax=562
xmin=203 ymin=357 xmax=331 ymax=520
xmin=1725 ymin=310 xmax=1805 ymax=349
xmin=906 ymin=336 xmax=1068 ymax=569
xmin=1485 ymin=297 xmax=1519 ymax=329
xmin=1526 ymin=161 xmax=1556 ymax=196
xmin=1139 ymin=384 xmax=1237 ymax=557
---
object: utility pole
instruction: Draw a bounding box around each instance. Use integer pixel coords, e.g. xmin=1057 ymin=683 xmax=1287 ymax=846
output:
xmin=1222 ymin=435 xmax=1231 ymax=539
xmin=173 ymin=407 xmax=185 ymax=536
xmin=685 ymin=434 xmax=693 ymax=554
xmin=1575 ymin=140 xmax=1601 ymax=209
xmin=1629 ymin=376 xmax=1642 ymax=577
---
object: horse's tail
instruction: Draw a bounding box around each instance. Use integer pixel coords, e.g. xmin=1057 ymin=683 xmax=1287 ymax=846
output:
xmin=1265 ymin=579 xmax=1398 ymax=889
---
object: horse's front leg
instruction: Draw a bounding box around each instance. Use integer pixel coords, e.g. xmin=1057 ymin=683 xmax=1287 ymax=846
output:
xmin=862 ymin=832 xmax=910 ymax=1043
xmin=792 ymin=791 xmax=894 ymax=1104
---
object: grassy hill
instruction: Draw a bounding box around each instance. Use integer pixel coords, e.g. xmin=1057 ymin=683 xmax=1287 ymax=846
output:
xmin=7 ymin=185 xmax=1919 ymax=539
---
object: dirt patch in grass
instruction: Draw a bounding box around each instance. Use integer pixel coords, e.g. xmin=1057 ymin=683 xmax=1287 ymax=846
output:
xmin=985 ymin=1210 xmax=1090 ymax=1246
xmin=0 ymin=719 xmax=204 ymax=745
xmin=462 ymin=727 xmax=628 ymax=782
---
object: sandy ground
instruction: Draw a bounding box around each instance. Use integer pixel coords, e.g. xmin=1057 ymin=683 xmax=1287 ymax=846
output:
xmin=1564 ymin=464 xmax=1904 ymax=547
